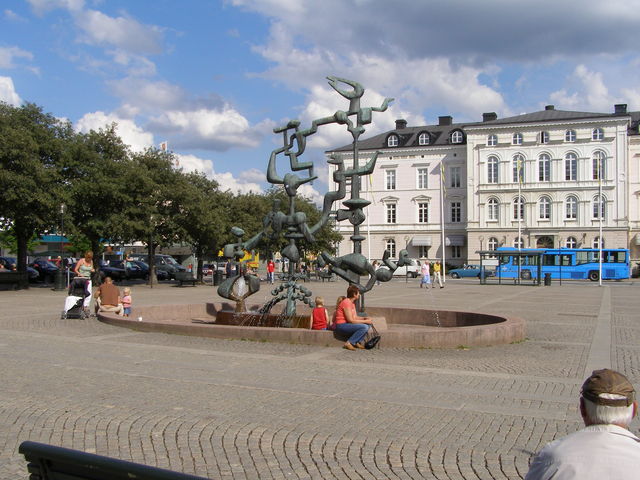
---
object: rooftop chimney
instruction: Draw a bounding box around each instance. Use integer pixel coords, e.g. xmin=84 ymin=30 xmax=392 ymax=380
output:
xmin=438 ymin=115 xmax=453 ymax=126
xmin=482 ymin=112 xmax=497 ymax=122
xmin=615 ymin=104 xmax=628 ymax=114
xmin=545 ymin=105 xmax=555 ymax=110
xmin=395 ymin=119 xmax=407 ymax=130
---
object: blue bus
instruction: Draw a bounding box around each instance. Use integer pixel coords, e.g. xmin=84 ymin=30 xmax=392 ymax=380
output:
xmin=493 ymin=247 xmax=630 ymax=282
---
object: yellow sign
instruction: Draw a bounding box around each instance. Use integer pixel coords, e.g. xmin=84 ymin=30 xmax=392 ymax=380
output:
xmin=217 ymin=250 xmax=260 ymax=269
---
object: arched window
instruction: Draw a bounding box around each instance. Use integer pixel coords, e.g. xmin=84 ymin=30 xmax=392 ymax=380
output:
xmin=513 ymin=196 xmax=525 ymax=220
xmin=387 ymin=134 xmax=398 ymax=147
xmin=487 ymin=155 xmax=499 ymax=183
xmin=513 ymin=236 xmax=524 ymax=249
xmin=487 ymin=134 xmax=497 ymax=146
xmin=565 ymin=129 xmax=576 ymax=142
xmin=592 ymin=128 xmax=604 ymax=141
xmin=450 ymin=130 xmax=464 ymax=144
xmin=488 ymin=237 xmax=499 ymax=251
xmin=538 ymin=153 xmax=551 ymax=181
xmin=385 ymin=238 xmax=397 ymax=258
xmin=512 ymin=133 xmax=523 ymax=145
xmin=593 ymin=194 xmax=605 ymax=219
xmin=566 ymin=236 xmax=577 ymax=248
xmin=513 ymin=154 xmax=525 ymax=183
xmin=418 ymin=132 xmax=430 ymax=145
xmin=565 ymin=152 xmax=577 ymax=181
xmin=565 ymin=196 xmax=578 ymax=220
xmin=593 ymin=236 xmax=604 ymax=249
xmin=487 ymin=197 xmax=499 ymax=221
xmin=593 ymin=151 xmax=606 ymax=180
xmin=539 ymin=196 xmax=551 ymax=220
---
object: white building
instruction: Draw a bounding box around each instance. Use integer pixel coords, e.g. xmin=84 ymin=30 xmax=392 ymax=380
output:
xmin=326 ymin=105 xmax=640 ymax=266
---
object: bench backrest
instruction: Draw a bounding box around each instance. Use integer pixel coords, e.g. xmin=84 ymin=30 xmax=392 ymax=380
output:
xmin=19 ymin=441 xmax=209 ymax=480
xmin=175 ymin=271 xmax=195 ymax=280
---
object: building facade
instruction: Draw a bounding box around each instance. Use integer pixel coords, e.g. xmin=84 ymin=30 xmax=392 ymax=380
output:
xmin=326 ymin=105 xmax=640 ymax=266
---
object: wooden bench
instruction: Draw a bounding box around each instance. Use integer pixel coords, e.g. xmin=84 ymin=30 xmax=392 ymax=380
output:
xmin=19 ymin=441 xmax=208 ymax=480
xmin=175 ymin=271 xmax=197 ymax=287
xmin=0 ymin=271 xmax=28 ymax=290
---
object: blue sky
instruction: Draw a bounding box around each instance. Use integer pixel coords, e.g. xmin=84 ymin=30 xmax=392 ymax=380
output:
xmin=3 ymin=0 xmax=640 ymax=201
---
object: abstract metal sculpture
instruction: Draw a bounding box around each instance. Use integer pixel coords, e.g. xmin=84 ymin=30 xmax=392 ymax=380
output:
xmin=218 ymin=77 xmax=410 ymax=317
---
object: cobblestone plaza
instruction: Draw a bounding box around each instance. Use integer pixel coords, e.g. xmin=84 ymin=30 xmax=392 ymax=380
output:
xmin=1 ymin=278 xmax=639 ymax=479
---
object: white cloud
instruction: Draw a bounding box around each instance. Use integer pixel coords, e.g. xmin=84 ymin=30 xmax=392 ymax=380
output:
xmin=4 ymin=9 xmax=26 ymax=22
xmin=75 ymin=9 xmax=164 ymax=55
xmin=108 ymin=78 xmax=187 ymax=111
xmin=240 ymin=168 xmax=266 ymax=183
xmin=76 ymin=111 xmax=154 ymax=152
xmin=176 ymin=154 xmax=263 ymax=194
xmin=27 ymin=0 xmax=84 ymax=15
xmin=0 ymin=46 xmax=34 ymax=69
xmin=149 ymin=106 xmax=259 ymax=151
xmin=248 ymin=20 xmax=506 ymax=124
xmin=549 ymin=65 xmax=617 ymax=112
xmin=0 ymin=77 xmax=21 ymax=106
xmin=296 ymin=183 xmax=323 ymax=206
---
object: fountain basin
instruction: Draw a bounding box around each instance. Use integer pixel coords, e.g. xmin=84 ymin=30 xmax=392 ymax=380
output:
xmin=97 ymin=302 xmax=525 ymax=348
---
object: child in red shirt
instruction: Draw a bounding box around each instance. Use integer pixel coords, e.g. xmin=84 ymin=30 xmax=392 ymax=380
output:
xmin=310 ymin=296 xmax=330 ymax=330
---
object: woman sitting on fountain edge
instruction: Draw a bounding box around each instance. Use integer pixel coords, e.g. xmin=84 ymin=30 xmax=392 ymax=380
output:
xmin=334 ymin=285 xmax=372 ymax=351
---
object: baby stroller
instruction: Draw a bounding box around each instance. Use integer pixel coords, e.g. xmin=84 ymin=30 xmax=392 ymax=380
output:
xmin=61 ymin=277 xmax=91 ymax=319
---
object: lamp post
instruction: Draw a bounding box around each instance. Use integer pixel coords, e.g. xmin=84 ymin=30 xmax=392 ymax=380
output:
xmin=53 ymin=203 xmax=66 ymax=291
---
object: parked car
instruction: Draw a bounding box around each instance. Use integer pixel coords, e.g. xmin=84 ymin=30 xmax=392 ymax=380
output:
xmin=110 ymin=260 xmax=146 ymax=280
xmin=127 ymin=260 xmax=170 ymax=281
xmin=202 ymin=264 xmax=215 ymax=276
xmin=449 ymin=265 xmax=495 ymax=279
xmin=0 ymin=256 xmax=39 ymax=281
xmin=129 ymin=254 xmax=186 ymax=279
xmin=96 ymin=260 xmax=127 ymax=281
xmin=391 ymin=259 xmax=420 ymax=277
xmin=29 ymin=258 xmax=60 ymax=282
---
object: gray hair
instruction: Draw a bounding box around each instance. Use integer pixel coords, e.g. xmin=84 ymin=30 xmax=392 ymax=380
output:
xmin=583 ymin=394 xmax=634 ymax=426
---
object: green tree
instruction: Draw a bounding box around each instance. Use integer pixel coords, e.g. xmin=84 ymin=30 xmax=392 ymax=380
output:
xmin=0 ymin=102 xmax=73 ymax=275
xmin=63 ymin=124 xmax=132 ymax=255
xmin=121 ymin=148 xmax=185 ymax=285
xmin=175 ymin=172 xmax=230 ymax=281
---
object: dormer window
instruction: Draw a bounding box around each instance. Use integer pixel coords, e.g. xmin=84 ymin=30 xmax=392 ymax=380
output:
xmin=418 ymin=132 xmax=430 ymax=146
xmin=565 ymin=129 xmax=576 ymax=142
xmin=592 ymin=128 xmax=604 ymax=141
xmin=539 ymin=131 xmax=549 ymax=144
xmin=387 ymin=134 xmax=399 ymax=147
xmin=512 ymin=133 xmax=523 ymax=145
xmin=450 ymin=130 xmax=464 ymax=144
xmin=487 ymin=134 xmax=497 ymax=146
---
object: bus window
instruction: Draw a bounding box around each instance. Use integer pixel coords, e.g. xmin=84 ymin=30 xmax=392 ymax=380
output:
xmin=576 ymin=251 xmax=589 ymax=265
xmin=605 ymin=251 xmax=626 ymax=263
xmin=543 ymin=255 xmax=558 ymax=266
xmin=560 ymin=254 xmax=573 ymax=266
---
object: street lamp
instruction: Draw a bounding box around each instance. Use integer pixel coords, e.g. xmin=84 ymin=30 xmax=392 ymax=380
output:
xmin=53 ymin=203 xmax=66 ymax=291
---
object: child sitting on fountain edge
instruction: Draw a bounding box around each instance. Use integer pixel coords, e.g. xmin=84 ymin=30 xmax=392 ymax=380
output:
xmin=310 ymin=296 xmax=330 ymax=330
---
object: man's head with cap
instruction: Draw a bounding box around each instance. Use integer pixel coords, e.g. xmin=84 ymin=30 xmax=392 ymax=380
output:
xmin=580 ymin=369 xmax=637 ymax=427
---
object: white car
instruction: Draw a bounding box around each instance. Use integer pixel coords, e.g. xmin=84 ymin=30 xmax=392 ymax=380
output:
xmin=390 ymin=259 xmax=420 ymax=277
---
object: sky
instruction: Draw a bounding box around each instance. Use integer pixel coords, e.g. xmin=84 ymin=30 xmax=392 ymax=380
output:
xmin=3 ymin=0 xmax=640 ymax=203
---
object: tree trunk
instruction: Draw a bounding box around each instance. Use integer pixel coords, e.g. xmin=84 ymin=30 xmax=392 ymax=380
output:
xmin=147 ymin=238 xmax=156 ymax=288
xmin=195 ymin=245 xmax=205 ymax=282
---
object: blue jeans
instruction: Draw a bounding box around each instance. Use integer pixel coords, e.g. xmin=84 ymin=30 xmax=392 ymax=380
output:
xmin=336 ymin=323 xmax=370 ymax=345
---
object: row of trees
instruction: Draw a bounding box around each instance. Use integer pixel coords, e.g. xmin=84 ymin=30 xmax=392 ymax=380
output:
xmin=0 ymin=102 xmax=341 ymax=281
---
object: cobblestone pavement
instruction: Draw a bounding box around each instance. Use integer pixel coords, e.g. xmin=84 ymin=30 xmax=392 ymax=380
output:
xmin=1 ymin=277 xmax=639 ymax=479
